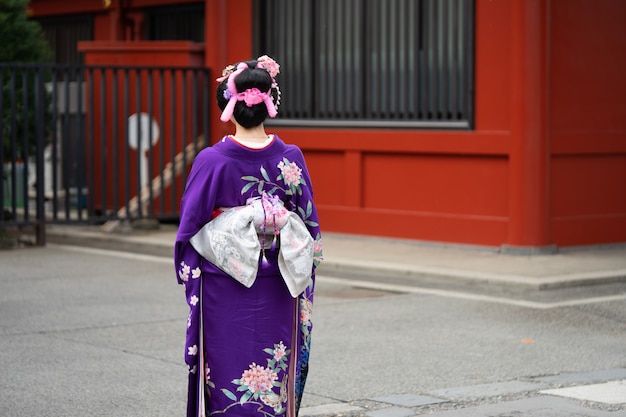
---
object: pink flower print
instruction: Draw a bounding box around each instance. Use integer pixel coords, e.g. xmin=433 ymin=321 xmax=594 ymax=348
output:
xmin=179 ymin=261 xmax=190 ymax=282
xmin=300 ymin=299 xmax=312 ymax=324
xmin=189 ymin=295 xmax=199 ymax=306
xmin=314 ymin=238 xmax=324 ymax=265
xmin=188 ymin=345 xmax=198 ymax=356
xmin=314 ymin=239 xmax=323 ymax=255
xmin=277 ymin=160 xmax=302 ymax=188
xmin=300 ymin=309 xmax=310 ymax=324
xmin=285 ymin=235 xmax=304 ymax=251
xmin=240 ymin=363 xmax=278 ymax=394
xmin=273 ymin=342 xmax=287 ymax=361
xmin=227 ymin=257 xmax=244 ymax=279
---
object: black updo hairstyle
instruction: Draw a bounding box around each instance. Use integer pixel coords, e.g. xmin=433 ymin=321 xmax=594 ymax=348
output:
xmin=216 ymin=60 xmax=279 ymax=129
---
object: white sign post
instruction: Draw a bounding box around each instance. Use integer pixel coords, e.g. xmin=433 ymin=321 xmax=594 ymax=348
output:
xmin=128 ymin=113 xmax=160 ymax=191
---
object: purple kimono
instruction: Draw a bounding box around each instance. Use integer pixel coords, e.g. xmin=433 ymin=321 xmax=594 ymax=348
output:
xmin=175 ymin=135 xmax=323 ymax=417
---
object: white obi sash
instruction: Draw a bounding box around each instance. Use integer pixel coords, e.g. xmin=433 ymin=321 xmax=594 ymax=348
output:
xmin=189 ymin=196 xmax=314 ymax=297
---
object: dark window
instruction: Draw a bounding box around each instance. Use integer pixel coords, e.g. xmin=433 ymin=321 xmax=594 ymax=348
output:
xmin=254 ymin=0 xmax=474 ymax=128
xmin=34 ymin=14 xmax=93 ymax=65
xmin=145 ymin=3 xmax=205 ymax=42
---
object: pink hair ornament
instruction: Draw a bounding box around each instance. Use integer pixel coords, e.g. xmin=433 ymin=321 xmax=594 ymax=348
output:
xmin=219 ymin=62 xmax=278 ymax=123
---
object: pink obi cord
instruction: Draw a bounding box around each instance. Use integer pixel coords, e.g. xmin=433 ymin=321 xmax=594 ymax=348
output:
xmin=220 ymin=62 xmax=278 ymax=122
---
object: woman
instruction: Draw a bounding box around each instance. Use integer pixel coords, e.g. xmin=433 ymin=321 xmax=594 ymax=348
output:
xmin=174 ymin=56 xmax=323 ymax=417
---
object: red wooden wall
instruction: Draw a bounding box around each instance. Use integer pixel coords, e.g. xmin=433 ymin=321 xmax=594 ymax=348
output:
xmin=29 ymin=0 xmax=626 ymax=249
xmin=548 ymin=0 xmax=626 ymax=246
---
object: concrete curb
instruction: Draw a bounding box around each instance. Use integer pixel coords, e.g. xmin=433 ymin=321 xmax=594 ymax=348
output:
xmin=319 ymin=258 xmax=626 ymax=290
xmin=44 ymin=225 xmax=626 ymax=290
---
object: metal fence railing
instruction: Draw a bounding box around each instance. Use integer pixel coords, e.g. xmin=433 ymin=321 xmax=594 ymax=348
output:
xmin=1 ymin=63 xmax=211 ymax=245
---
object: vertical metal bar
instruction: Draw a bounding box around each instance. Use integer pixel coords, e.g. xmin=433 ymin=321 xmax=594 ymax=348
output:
xmin=169 ymin=69 xmax=176 ymax=213
xmin=333 ymin=0 xmax=341 ymax=117
xmin=363 ymin=1 xmax=371 ymax=118
xmin=0 ymin=67 xmax=4 ymax=222
xmin=449 ymin=0 xmax=459 ymax=120
xmin=382 ymin=1 xmax=392 ymax=118
xmin=76 ymin=65 xmax=84 ymax=221
xmin=427 ymin=0 xmax=435 ymax=119
xmin=189 ymin=68 xmax=200 ymax=195
xmin=279 ymin=0 xmax=288 ymax=115
xmin=202 ymin=68 xmax=209 ymax=152
xmin=397 ymin=0 xmax=405 ymax=118
xmin=459 ymin=0 xmax=467 ymax=120
xmin=91 ymin=68 xmax=99 ymax=216
xmin=384 ymin=0 xmax=393 ymax=118
xmin=312 ymin=0 xmax=319 ymax=118
xmin=417 ymin=0 xmax=424 ymax=118
xmin=100 ymin=67 xmax=108 ymax=218
xmin=112 ymin=68 xmax=119 ymax=213
xmin=51 ymin=67 xmax=59 ymax=220
xmin=158 ymin=69 xmax=165 ymax=214
xmin=373 ymin=0 xmax=381 ymax=118
xmin=467 ymin=0 xmax=475 ymax=126
xmin=407 ymin=0 xmax=416 ymax=118
xmin=283 ymin=0 xmax=292 ymax=116
xmin=191 ymin=69 xmax=198 ymax=158
xmin=62 ymin=67 xmax=71 ymax=219
xmin=9 ymin=68 xmax=17 ymax=218
xmin=294 ymin=0 xmax=300 ymax=117
xmin=147 ymin=68 xmax=154 ymax=216
xmin=94 ymin=67 xmax=102 ymax=215
xmin=317 ymin=0 xmax=326 ymax=118
xmin=123 ymin=69 xmax=130 ymax=219
xmin=135 ymin=68 xmax=142 ymax=218
xmin=34 ymin=65 xmax=46 ymax=245
xmin=21 ymin=67 xmax=30 ymax=223
xmin=180 ymin=69 xmax=188 ymax=190
xmin=304 ymin=0 xmax=312 ymax=118
xmin=344 ymin=0 xmax=350 ymax=117
xmin=437 ymin=0 xmax=445 ymax=120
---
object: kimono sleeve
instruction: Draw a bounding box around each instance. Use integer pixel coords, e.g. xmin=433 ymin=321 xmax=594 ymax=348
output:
xmin=174 ymin=151 xmax=218 ymax=284
xmin=291 ymin=148 xmax=323 ymax=270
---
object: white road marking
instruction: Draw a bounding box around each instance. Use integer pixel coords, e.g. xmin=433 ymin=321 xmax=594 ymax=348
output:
xmin=50 ymin=244 xmax=626 ymax=310
xmin=49 ymin=243 xmax=172 ymax=264
xmin=316 ymin=275 xmax=626 ymax=309
xmin=540 ymin=380 xmax=626 ymax=405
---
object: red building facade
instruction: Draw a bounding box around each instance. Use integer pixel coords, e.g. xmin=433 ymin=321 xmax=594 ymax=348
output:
xmin=29 ymin=0 xmax=626 ymax=251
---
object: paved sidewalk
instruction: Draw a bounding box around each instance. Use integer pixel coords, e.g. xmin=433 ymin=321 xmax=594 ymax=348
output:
xmin=44 ymin=223 xmax=626 ymax=289
xmin=3 ymin=226 xmax=625 ymax=417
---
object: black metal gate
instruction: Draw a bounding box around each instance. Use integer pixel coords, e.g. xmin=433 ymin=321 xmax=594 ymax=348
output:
xmin=1 ymin=63 xmax=211 ymax=245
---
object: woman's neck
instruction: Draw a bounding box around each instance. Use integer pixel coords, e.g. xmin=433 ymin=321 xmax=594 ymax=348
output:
xmin=233 ymin=124 xmax=269 ymax=143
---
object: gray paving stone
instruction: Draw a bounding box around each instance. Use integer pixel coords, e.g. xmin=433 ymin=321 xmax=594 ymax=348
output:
xmin=366 ymin=406 xmax=415 ymax=417
xmin=371 ymin=393 xmax=448 ymax=407
xmin=534 ymin=368 xmax=626 ymax=385
xmin=426 ymin=396 xmax=617 ymax=416
xmin=429 ymin=380 xmax=548 ymax=400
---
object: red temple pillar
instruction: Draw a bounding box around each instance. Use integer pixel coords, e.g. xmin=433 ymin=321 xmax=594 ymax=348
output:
xmin=506 ymin=0 xmax=552 ymax=253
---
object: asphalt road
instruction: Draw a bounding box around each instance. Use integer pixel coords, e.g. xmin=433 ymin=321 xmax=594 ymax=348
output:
xmin=1 ymin=244 xmax=625 ymax=417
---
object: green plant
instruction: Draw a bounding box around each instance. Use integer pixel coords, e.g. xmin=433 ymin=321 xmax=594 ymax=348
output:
xmin=1 ymin=0 xmax=52 ymax=159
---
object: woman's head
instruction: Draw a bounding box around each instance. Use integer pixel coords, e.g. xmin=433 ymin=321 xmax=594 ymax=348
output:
xmin=216 ymin=56 xmax=281 ymax=128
